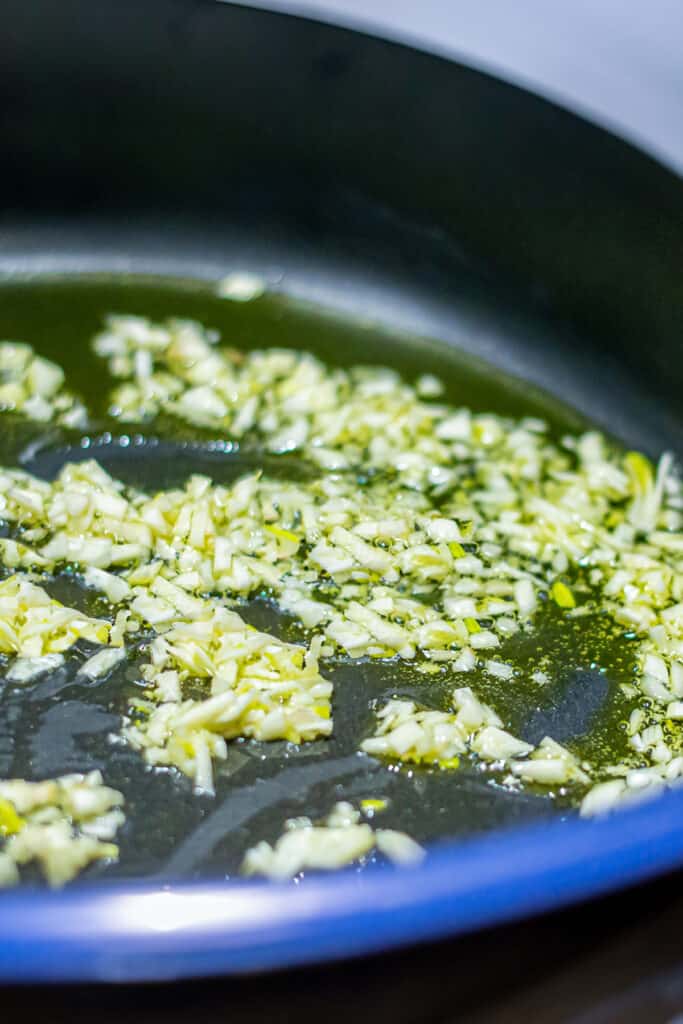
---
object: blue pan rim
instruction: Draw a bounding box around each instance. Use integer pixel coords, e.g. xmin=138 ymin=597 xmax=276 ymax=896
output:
xmin=2 ymin=784 xmax=682 ymax=983
xmin=1 ymin=0 xmax=682 ymax=989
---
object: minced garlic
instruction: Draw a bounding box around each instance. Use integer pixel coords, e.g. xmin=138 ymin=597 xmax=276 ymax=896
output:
xmin=241 ymin=801 xmax=424 ymax=879
xmin=0 ymin=771 xmax=124 ymax=887
xmin=0 ymin=341 xmax=86 ymax=427
xmin=0 ymin=313 xmax=682 ymax=846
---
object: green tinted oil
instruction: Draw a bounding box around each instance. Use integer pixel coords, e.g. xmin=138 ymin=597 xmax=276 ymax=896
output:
xmin=0 ymin=275 xmax=640 ymax=879
xmin=0 ymin=275 xmax=589 ymax=431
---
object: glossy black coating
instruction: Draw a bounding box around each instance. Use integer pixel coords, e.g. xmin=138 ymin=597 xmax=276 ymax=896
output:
xmin=0 ymin=0 xmax=682 ymax=882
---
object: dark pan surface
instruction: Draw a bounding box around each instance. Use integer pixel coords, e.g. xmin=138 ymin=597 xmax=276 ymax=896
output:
xmin=1 ymin=0 xmax=683 ymax=981
xmin=0 ymin=275 xmax=629 ymax=882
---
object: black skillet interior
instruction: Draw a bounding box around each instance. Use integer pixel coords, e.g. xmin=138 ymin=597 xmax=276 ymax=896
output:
xmin=0 ymin=0 xmax=682 ymax=884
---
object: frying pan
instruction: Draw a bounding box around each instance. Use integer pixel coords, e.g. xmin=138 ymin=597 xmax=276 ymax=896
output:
xmin=2 ymin=0 xmax=683 ymax=984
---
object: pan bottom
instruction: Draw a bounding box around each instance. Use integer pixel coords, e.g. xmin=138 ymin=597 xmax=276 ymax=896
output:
xmin=0 ymin=270 xmax=646 ymax=883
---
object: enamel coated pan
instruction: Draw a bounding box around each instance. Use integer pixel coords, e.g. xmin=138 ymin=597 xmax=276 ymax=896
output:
xmin=1 ymin=0 xmax=683 ymax=985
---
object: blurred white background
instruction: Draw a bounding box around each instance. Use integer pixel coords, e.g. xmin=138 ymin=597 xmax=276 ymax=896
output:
xmin=249 ymin=0 xmax=683 ymax=173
